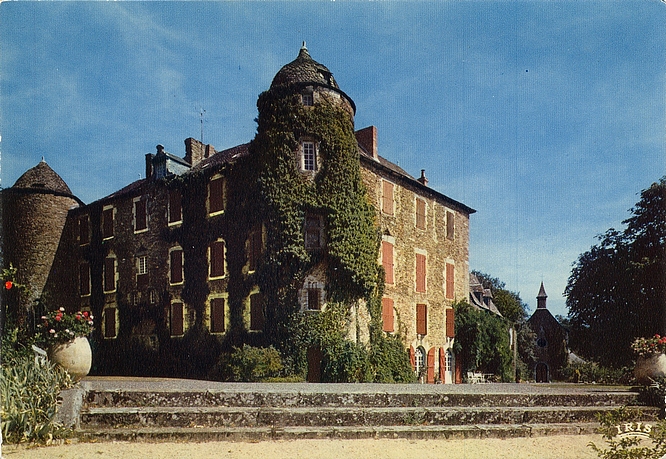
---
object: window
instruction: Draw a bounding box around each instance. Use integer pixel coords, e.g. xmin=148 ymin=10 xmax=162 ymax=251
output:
xmin=446 ymin=211 xmax=455 ymax=241
xmin=307 ymin=287 xmax=321 ymax=310
xmin=102 ymin=206 xmax=114 ymax=239
xmin=79 ymin=262 xmax=90 ymax=296
xmin=209 ymin=240 xmax=225 ymax=278
xmin=134 ymin=197 xmax=147 ymax=232
xmin=302 ymin=93 xmax=313 ymax=106
xmin=446 ymin=308 xmax=455 ymax=338
xmin=415 ymin=253 xmax=426 ymax=293
xmin=208 ymin=176 xmax=224 ymax=214
xmin=302 ymin=141 xmax=316 ymax=171
xmin=250 ymin=293 xmax=264 ymax=331
xmin=305 ymin=214 xmax=324 ymax=250
xmin=445 ymin=262 xmax=455 ymax=300
xmin=210 ymin=297 xmax=225 ymax=333
xmin=415 ymin=346 xmax=425 ymax=375
xmin=382 ymin=297 xmax=394 ymax=332
xmin=416 ymin=303 xmax=427 ymax=335
xmin=248 ymin=227 xmax=262 ymax=271
xmin=170 ymin=302 xmax=184 ymax=336
xmin=170 ymin=248 xmax=184 ymax=285
xmin=103 ymin=307 xmax=117 ymax=339
xmin=137 ymin=255 xmax=148 ymax=289
xmin=103 ymin=256 xmax=116 ymax=292
xmin=416 ymin=198 xmax=426 ymax=230
xmin=381 ymin=241 xmax=394 ymax=284
xmin=381 ymin=180 xmax=394 ymax=215
xmin=168 ymin=189 xmax=182 ymax=224
xmin=79 ymin=215 xmax=89 ymax=245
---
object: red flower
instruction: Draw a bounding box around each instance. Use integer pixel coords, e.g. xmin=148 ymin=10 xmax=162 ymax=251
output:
xmin=55 ymin=314 xmax=62 ymax=322
xmin=83 ymin=311 xmax=89 ymax=318
xmin=4 ymin=281 xmax=12 ymax=290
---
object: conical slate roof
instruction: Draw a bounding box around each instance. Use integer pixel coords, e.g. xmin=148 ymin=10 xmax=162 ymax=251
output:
xmin=271 ymin=44 xmax=340 ymax=89
xmin=13 ymin=159 xmax=73 ymax=195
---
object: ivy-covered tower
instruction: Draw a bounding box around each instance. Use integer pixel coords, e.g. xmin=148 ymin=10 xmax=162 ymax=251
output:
xmin=246 ymin=43 xmax=383 ymax=375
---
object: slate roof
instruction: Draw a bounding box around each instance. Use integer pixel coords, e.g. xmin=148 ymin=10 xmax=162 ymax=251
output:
xmin=190 ymin=143 xmax=250 ymax=173
xmin=271 ymin=45 xmax=340 ymax=90
xmin=13 ymin=160 xmax=73 ymax=195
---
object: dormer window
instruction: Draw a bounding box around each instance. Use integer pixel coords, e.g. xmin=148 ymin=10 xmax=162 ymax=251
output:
xmin=302 ymin=93 xmax=313 ymax=106
xmin=301 ymin=141 xmax=317 ymax=171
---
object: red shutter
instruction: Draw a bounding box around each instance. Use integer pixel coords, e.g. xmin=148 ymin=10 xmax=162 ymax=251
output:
xmin=171 ymin=302 xmax=184 ymax=336
xmin=209 ymin=178 xmax=224 ymax=213
xmin=104 ymin=307 xmax=116 ymax=338
xmin=104 ymin=257 xmax=115 ymax=292
xmin=416 ymin=254 xmax=426 ymax=293
xmin=416 ymin=199 xmax=426 ymax=229
xmin=447 ymin=211 xmax=455 ymax=240
xmin=382 ymin=241 xmax=394 ymax=284
xmin=416 ymin=303 xmax=427 ymax=335
xmin=135 ymin=199 xmax=147 ymax=231
xmin=427 ymin=347 xmax=435 ymax=384
xmin=211 ymin=298 xmax=225 ymax=333
xmin=382 ymin=181 xmax=394 ymax=215
xmin=250 ymin=293 xmax=264 ymax=331
xmin=170 ymin=250 xmax=183 ymax=284
xmin=79 ymin=263 xmax=90 ymax=296
xmin=409 ymin=345 xmax=416 ymax=370
xmin=102 ymin=208 xmax=114 ymax=238
xmin=381 ymin=297 xmax=394 ymax=332
xmin=168 ymin=189 xmax=182 ymax=223
xmin=210 ymin=241 xmax=225 ymax=277
xmin=446 ymin=263 xmax=455 ymax=300
xmin=446 ymin=308 xmax=456 ymax=338
xmin=79 ymin=215 xmax=89 ymax=245
xmin=439 ymin=347 xmax=446 ymax=383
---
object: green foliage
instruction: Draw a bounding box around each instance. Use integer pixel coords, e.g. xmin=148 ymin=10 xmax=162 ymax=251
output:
xmin=210 ymin=345 xmax=283 ymax=382
xmin=368 ymin=333 xmax=417 ymax=383
xmin=35 ymin=307 xmax=94 ymax=346
xmin=589 ymin=407 xmax=666 ymax=459
xmin=559 ymin=361 xmax=632 ymax=385
xmin=566 ymin=177 xmax=666 ymax=368
xmin=453 ymin=300 xmax=513 ymax=381
xmin=1 ymin=328 xmax=73 ymax=444
xmin=472 ymin=271 xmax=529 ymax=323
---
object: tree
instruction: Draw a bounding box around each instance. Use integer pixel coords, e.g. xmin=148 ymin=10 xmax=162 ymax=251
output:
xmin=566 ymin=177 xmax=666 ymax=368
xmin=472 ymin=271 xmax=529 ymax=323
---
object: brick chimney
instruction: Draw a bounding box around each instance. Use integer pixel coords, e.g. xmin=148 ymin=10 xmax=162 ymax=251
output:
xmin=417 ymin=169 xmax=428 ymax=186
xmin=185 ymin=138 xmax=205 ymax=166
xmin=355 ymin=126 xmax=378 ymax=160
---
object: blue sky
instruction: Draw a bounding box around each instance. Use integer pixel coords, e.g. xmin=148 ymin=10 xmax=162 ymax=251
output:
xmin=1 ymin=1 xmax=665 ymax=318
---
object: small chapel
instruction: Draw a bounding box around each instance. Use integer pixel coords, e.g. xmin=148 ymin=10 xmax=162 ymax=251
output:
xmin=527 ymin=283 xmax=568 ymax=382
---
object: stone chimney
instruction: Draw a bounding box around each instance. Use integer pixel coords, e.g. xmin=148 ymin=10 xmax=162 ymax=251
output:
xmin=417 ymin=169 xmax=428 ymax=186
xmin=355 ymin=126 xmax=378 ymax=160
xmin=185 ymin=137 xmax=209 ymax=166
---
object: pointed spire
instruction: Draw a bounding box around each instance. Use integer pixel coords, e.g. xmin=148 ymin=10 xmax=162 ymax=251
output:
xmin=301 ymin=41 xmax=307 ymax=50
xmin=537 ymin=282 xmax=548 ymax=309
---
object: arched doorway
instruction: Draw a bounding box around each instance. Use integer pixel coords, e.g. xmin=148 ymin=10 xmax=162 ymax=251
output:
xmin=535 ymin=362 xmax=549 ymax=383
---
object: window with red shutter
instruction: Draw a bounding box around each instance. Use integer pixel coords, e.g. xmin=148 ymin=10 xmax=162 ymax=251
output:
xmin=104 ymin=307 xmax=116 ymax=338
xmin=415 ymin=253 xmax=426 ymax=293
xmin=79 ymin=215 xmax=89 ymax=245
xmin=446 ymin=308 xmax=455 ymax=338
xmin=382 ymin=180 xmax=394 ymax=215
xmin=208 ymin=177 xmax=224 ymax=214
xmin=102 ymin=207 xmax=114 ymax=239
xmin=104 ymin=257 xmax=115 ymax=292
xmin=446 ymin=211 xmax=455 ymax=240
xmin=210 ymin=297 xmax=225 ymax=333
xmin=210 ymin=241 xmax=225 ymax=278
xmin=134 ymin=198 xmax=147 ymax=232
xmin=416 ymin=199 xmax=426 ymax=229
xmin=416 ymin=303 xmax=427 ymax=335
xmin=382 ymin=241 xmax=394 ymax=284
xmin=170 ymin=249 xmax=183 ymax=284
xmin=427 ymin=347 xmax=435 ymax=383
xmin=382 ymin=297 xmax=394 ymax=332
xmin=250 ymin=293 xmax=264 ymax=331
xmin=446 ymin=263 xmax=455 ymax=300
xmin=248 ymin=228 xmax=262 ymax=271
xmin=171 ymin=302 xmax=184 ymax=336
xmin=168 ymin=189 xmax=182 ymax=223
xmin=439 ymin=348 xmax=446 ymax=382
xmin=79 ymin=262 xmax=90 ymax=296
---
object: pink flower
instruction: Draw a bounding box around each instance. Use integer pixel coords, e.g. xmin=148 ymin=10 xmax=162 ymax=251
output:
xmin=49 ymin=329 xmax=55 ymax=334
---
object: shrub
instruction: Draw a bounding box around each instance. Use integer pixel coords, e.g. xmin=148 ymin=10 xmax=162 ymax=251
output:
xmin=560 ymin=361 xmax=632 ymax=385
xmin=1 ymin=354 xmax=73 ymax=444
xmin=589 ymin=407 xmax=666 ymax=459
xmin=211 ymin=345 xmax=283 ymax=382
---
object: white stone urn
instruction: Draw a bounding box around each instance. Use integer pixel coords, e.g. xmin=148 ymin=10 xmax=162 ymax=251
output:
xmin=48 ymin=336 xmax=92 ymax=381
xmin=634 ymin=353 xmax=666 ymax=385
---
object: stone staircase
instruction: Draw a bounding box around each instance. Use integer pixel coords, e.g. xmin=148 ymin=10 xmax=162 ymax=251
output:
xmin=63 ymin=378 xmax=660 ymax=441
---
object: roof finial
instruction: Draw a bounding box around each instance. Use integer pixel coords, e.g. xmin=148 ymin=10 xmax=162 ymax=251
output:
xmin=40 ymin=156 xmax=45 ymax=163
xmin=301 ymin=41 xmax=307 ymax=50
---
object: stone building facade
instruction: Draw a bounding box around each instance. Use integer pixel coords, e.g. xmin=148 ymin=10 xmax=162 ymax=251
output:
xmin=3 ymin=46 xmax=474 ymax=382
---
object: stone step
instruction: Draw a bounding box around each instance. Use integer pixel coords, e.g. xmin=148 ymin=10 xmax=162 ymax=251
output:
xmin=75 ymin=422 xmax=606 ymax=442
xmin=79 ymin=405 xmax=660 ymax=429
xmin=83 ymin=389 xmax=640 ymax=409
